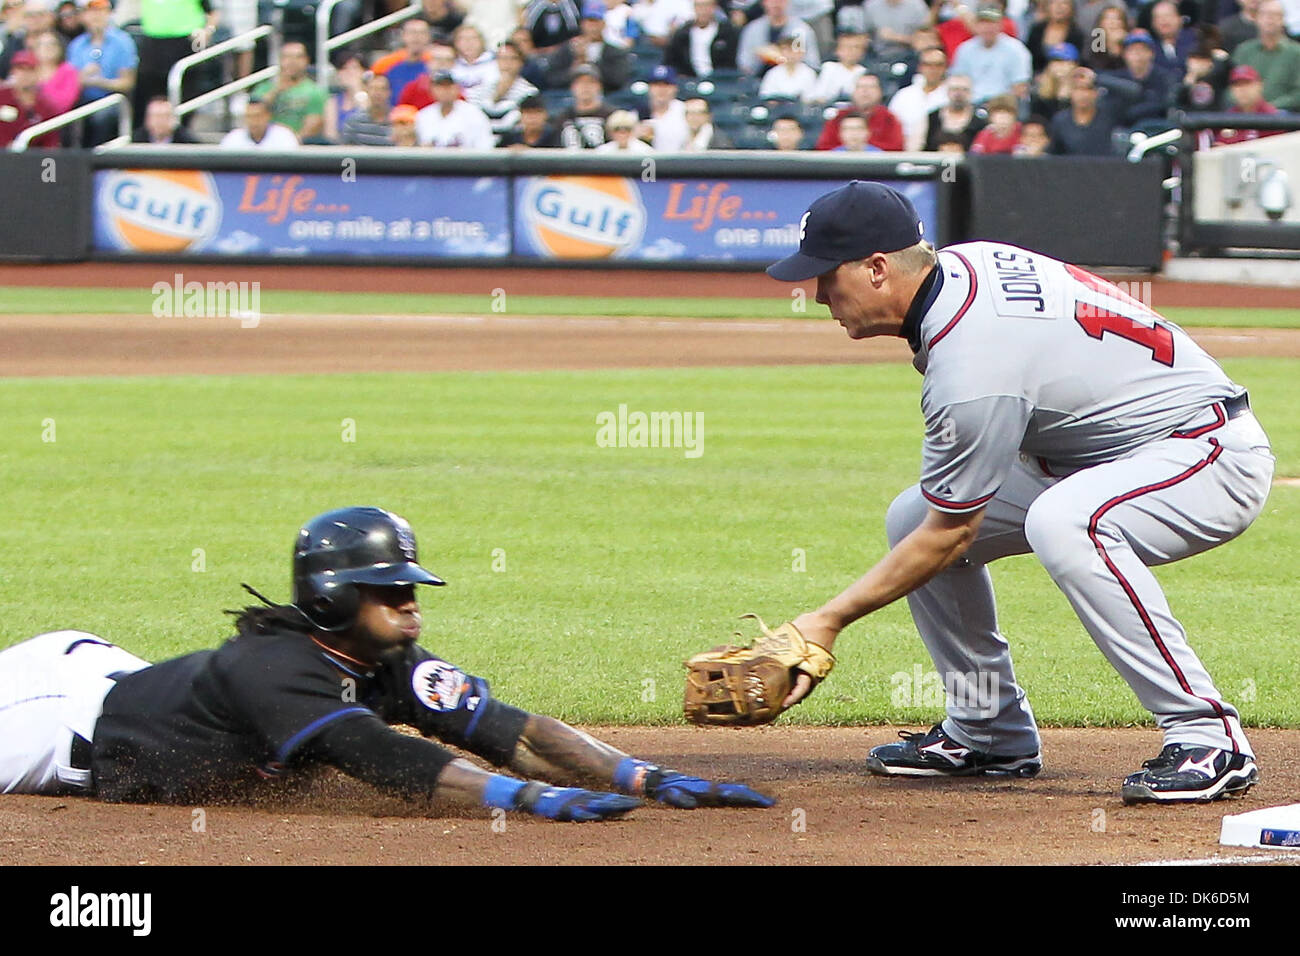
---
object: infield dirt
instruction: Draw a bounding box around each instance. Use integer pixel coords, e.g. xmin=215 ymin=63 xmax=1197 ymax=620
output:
xmin=2 ymin=728 xmax=1298 ymax=866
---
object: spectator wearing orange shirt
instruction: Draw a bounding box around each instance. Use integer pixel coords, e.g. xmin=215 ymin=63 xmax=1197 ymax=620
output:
xmin=374 ymin=18 xmax=435 ymax=106
xmin=815 ymin=73 xmax=904 ymax=149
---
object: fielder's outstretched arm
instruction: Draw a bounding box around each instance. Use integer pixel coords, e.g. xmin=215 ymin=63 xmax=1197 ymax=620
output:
xmin=781 ymin=506 xmax=985 ymax=708
xmin=800 ymin=505 xmax=985 ymax=650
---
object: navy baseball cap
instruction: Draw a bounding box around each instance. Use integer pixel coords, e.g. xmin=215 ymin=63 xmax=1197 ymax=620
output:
xmin=581 ymin=0 xmax=605 ymax=19
xmin=649 ymin=64 xmax=678 ymax=84
xmin=1046 ymin=41 xmax=1079 ymax=61
xmin=1123 ymin=29 xmax=1156 ymax=50
xmin=766 ymin=181 xmax=925 ymax=281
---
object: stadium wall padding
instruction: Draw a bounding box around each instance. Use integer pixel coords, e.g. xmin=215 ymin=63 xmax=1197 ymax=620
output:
xmin=0 ymin=151 xmax=92 ymax=261
xmin=966 ymin=155 xmax=1167 ymax=270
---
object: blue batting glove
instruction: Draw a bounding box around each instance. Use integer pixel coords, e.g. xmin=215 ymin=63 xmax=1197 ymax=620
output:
xmin=514 ymin=780 xmax=641 ymax=822
xmin=614 ymin=758 xmax=776 ymax=809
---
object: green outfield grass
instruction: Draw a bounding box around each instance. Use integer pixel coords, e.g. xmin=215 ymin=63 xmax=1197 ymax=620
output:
xmin=2 ymin=359 xmax=1296 ymax=727
xmin=0 ymin=284 xmax=1296 ymax=327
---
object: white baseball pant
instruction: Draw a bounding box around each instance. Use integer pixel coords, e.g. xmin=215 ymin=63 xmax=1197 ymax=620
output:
xmin=0 ymin=631 xmax=149 ymax=794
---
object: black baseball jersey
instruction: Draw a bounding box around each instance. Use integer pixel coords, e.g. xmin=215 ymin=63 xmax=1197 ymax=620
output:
xmin=90 ymin=627 xmax=526 ymax=803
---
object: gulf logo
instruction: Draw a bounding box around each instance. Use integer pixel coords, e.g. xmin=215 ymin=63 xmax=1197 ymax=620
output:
xmin=98 ymin=169 xmax=222 ymax=253
xmin=521 ymin=176 xmax=646 ymax=259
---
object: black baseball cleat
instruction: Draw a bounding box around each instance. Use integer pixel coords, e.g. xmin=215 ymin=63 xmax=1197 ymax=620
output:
xmin=1120 ymin=745 xmax=1259 ymax=805
xmin=865 ymin=723 xmax=1042 ymax=778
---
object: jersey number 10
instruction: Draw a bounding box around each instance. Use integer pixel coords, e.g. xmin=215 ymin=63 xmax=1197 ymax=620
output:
xmin=1066 ymin=264 xmax=1174 ymax=367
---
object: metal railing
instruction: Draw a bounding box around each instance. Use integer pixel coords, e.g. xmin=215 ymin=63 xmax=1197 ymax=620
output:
xmin=11 ymin=93 xmax=130 ymax=151
xmin=317 ymin=0 xmax=421 ymax=89
xmin=168 ymin=24 xmax=276 ymax=109
xmin=173 ymin=65 xmax=279 ymax=120
xmin=1126 ymin=127 xmax=1182 ymax=163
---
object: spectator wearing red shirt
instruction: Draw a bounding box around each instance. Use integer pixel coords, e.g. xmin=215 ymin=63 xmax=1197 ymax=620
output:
xmin=1214 ymin=64 xmax=1282 ymax=145
xmin=815 ymin=73 xmax=904 ymax=149
xmin=398 ymin=39 xmax=459 ymax=111
xmin=936 ymin=1 xmax=1018 ymax=60
xmin=0 ymin=50 xmax=57 ymax=147
xmin=969 ymin=93 xmax=1020 ymax=152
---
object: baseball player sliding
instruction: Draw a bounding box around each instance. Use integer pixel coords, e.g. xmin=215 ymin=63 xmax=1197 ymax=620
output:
xmin=762 ymin=181 xmax=1274 ymax=804
xmin=0 ymin=507 xmax=772 ymax=820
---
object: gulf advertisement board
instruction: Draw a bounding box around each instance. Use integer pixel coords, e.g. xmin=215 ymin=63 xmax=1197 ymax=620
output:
xmin=90 ymin=167 xmax=940 ymax=263
xmin=93 ymin=169 xmax=510 ymax=258
xmin=512 ymin=175 xmax=940 ymax=262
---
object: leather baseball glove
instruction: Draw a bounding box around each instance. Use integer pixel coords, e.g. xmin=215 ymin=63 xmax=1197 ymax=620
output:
xmin=683 ymin=614 xmax=836 ymax=726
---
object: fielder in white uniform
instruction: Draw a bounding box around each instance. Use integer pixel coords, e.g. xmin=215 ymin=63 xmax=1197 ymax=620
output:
xmin=766 ymin=181 xmax=1274 ymax=803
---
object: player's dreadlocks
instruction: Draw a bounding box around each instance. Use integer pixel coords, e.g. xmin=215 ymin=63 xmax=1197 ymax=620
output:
xmin=226 ymin=584 xmax=314 ymax=637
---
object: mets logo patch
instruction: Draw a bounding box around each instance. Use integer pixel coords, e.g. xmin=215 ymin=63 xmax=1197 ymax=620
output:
xmin=394 ymin=521 xmax=417 ymax=561
xmin=411 ymin=659 xmax=469 ymax=712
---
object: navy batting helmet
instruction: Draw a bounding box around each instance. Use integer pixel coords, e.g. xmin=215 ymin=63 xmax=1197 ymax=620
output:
xmin=292 ymin=507 xmax=445 ymax=631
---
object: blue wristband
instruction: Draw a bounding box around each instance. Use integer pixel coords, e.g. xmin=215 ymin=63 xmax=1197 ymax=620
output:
xmin=482 ymin=774 xmax=528 ymax=810
xmin=613 ymin=757 xmax=658 ymax=794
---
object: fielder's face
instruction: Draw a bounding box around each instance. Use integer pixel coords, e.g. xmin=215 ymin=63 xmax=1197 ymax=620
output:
xmin=354 ymin=584 xmax=423 ymax=649
xmin=815 ymin=258 xmax=890 ymax=339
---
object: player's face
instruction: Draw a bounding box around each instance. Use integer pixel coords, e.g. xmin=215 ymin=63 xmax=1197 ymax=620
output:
xmin=354 ymin=584 xmax=422 ymax=648
xmin=815 ymin=258 xmax=890 ymax=339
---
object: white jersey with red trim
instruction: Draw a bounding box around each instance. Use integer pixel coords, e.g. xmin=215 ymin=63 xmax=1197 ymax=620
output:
xmin=914 ymin=241 xmax=1243 ymax=514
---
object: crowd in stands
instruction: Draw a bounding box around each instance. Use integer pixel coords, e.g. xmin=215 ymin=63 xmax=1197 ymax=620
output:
xmin=1 ymin=0 xmax=1298 ymax=151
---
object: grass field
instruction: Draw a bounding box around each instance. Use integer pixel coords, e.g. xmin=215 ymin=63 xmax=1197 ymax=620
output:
xmin=3 ymin=359 xmax=1297 ymax=727
xmin=0 ymin=285 xmax=1296 ymax=327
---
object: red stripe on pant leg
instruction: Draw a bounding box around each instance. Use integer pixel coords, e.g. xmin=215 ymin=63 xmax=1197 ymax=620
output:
xmin=1085 ymin=442 xmax=1238 ymax=748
